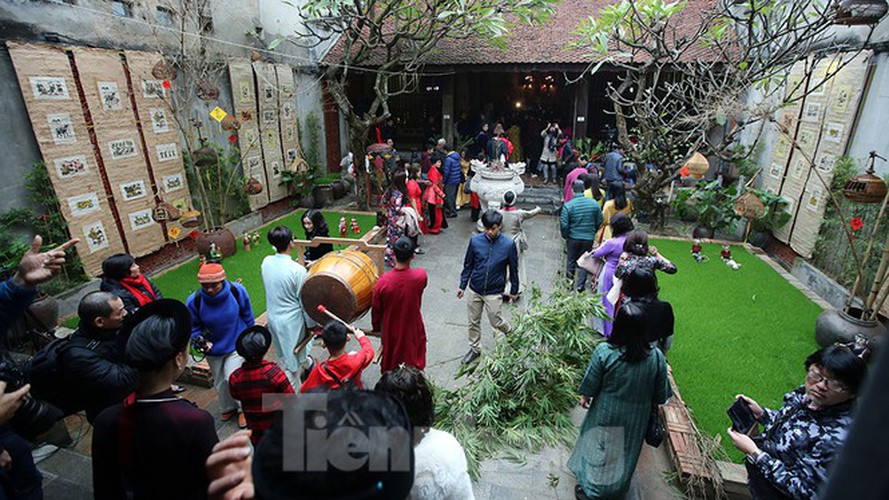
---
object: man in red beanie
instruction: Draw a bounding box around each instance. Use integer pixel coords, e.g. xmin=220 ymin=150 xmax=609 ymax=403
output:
xmin=186 ymin=263 xmax=255 ymax=428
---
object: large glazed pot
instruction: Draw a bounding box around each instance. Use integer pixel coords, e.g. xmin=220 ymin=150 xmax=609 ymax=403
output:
xmin=26 ymin=294 xmax=59 ymax=333
xmin=748 ymin=230 xmax=769 ymax=248
xmin=313 ymin=185 xmax=334 ymax=207
xmin=298 ymin=195 xmax=315 ymax=209
xmin=815 ymin=307 xmax=887 ymax=347
xmin=196 ymin=227 xmax=237 ymax=258
xmin=692 ymin=226 xmax=714 ymax=239
xmin=331 ymin=180 xmax=347 ymax=199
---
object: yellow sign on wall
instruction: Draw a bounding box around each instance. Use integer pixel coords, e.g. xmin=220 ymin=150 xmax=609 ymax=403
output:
xmin=209 ymin=107 xmax=227 ymax=122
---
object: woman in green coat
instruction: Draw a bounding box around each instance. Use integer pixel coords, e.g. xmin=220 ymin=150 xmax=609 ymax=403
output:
xmin=569 ymin=302 xmax=672 ymax=499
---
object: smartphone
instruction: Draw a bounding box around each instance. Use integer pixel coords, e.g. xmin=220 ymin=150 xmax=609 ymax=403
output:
xmin=727 ymin=399 xmax=757 ymax=434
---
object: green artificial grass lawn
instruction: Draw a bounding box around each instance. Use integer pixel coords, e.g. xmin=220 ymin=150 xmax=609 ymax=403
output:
xmin=150 ymin=210 xmax=377 ymax=318
xmin=651 ymin=239 xmax=822 ymax=463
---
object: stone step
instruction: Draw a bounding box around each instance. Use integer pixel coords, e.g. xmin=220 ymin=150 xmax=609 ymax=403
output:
xmin=519 ymin=194 xmax=562 ymax=204
xmin=522 ymin=186 xmax=563 ymax=197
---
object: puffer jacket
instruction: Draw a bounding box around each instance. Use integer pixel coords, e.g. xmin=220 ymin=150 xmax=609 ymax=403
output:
xmin=442 ymin=151 xmax=463 ymax=185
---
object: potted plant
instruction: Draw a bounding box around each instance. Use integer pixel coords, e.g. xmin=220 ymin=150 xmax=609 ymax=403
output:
xmin=281 ymin=169 xmax=317 ymax=208
xmin=183 ymin=127 xmax=250 ymax=259
xmin=673 ymin=180 xmax=740 ymax=238
xmin=312 ymin=173 xmax=340 ymax=207
xmin=749 ymin=191 xmax=791 ymax=247
xmin=671 ymin=187 xmax=698 ymax=223
xmin=813 ymin=152 xmax=889 ymax=346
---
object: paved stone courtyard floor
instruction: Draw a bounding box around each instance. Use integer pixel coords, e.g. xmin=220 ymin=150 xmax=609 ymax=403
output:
xmin=38 ymin=207 xmax=680 ymax=499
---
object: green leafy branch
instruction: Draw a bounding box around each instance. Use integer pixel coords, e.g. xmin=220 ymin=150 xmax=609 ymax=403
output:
xmin=434 ymin=284 xmax=607 ymax=479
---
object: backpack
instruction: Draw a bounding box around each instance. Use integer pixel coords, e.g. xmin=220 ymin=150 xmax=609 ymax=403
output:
xmin=26 ymin=334 xmax=100 ymax=399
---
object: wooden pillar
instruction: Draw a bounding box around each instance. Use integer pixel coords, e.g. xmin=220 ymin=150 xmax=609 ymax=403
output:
xmin=455 ymin=72 xmax=469 ymax=118
xmin=322 ymin=82 xmax=342 ymax=172
xmin=442 ymin=72 xmax=455 ymax=147
xmin=573 ymin=75 xmax=589 ymax=140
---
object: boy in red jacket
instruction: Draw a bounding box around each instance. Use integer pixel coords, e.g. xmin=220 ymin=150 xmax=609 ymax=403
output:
xmin=301 ymin=321 xmax=374 ymax=392
xmin=229 ymin=326 xmax=294 ymax=443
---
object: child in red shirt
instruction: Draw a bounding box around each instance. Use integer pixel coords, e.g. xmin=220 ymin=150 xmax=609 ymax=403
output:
xmin=301 ymin=321 xmax=374 ymax=392
xmin=229 ymin=326 xmax=294 ymax=444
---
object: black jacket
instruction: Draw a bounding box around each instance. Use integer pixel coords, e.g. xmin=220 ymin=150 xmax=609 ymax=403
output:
xmin=48 ymin=323 xmax=137 ymax=422
xmin=100 ymin=278 xmax=162 ymax=315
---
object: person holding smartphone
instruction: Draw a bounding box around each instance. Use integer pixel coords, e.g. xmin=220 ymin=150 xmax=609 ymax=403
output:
xmin=727 ymin=343 xmax=868 ymax=499
xmin=539 ymin=121 xmax=560 ymax=184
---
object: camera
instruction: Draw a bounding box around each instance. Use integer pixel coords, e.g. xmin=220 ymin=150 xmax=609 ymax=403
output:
xmin=190 ymin=335 xmax=211 ymax=359
xmin=0 ymin=362 xmax=63 ymax=440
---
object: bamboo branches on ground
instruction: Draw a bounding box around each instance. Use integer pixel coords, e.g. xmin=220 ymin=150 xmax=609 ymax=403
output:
xmin=433 ymin=284 xmax=607 ymax=478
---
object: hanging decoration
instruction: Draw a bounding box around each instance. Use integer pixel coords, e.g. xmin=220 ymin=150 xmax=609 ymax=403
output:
xmin=734 ymin=192 xmax=766 ymax=219
xmin=180 ymin=209 xmax=203 ymax=228
xmin=684 ymin=152 xmax=710 ymax=179
xmin=221 ymin=114 xmax=240 ymax=131
xmin=843 ymin=151 xmax=888 ymax=203
xmin=245 ymin=177 xmax=264 ymax=195
xmin=151 ymin=201 xmax=181 ymax=222
xmin=151 ymin=59 xmax=178 ymax=80
xmin=197 ymin=80 xmax=220 ymax=101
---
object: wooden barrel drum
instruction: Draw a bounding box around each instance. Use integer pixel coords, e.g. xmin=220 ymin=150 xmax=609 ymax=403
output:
xmin=302 ymin=249 xmax=379 ymax=324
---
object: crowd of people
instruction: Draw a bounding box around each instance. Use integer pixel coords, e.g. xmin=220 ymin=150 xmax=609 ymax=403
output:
xmin=0 ymin=122 xmax=876 ymax=500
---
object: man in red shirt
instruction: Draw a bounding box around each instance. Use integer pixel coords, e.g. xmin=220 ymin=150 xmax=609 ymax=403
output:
xmin=372 ymin=236 xmax=428 ymax=373
xmin=228 ymin=326 xmax=294 ymax=444
xmin=301 ymin=321 xmax=374 ymax=392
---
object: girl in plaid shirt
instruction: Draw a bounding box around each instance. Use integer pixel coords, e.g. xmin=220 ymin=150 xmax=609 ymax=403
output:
xmin=229 ymin=326 xmax=294 ymax=445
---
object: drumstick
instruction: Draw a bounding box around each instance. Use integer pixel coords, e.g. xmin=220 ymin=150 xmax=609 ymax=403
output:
xmin=373 ymin=345 xmax=384 ymax=364
xmin=316 ymin=304 xmax=350 ymax=327
xmin=292 ymin=330 xmax=316 ymax=357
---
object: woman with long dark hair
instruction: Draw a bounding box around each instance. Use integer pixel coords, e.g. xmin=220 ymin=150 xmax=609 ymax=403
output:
xmin=569 ymin=302 xmax=671 ymax=500
xmin=621 ymin=268 xmax=675 ymax=353
xmin=301 ymin=209 xmax=333 ymax=265
xmin=591 ymin=212 xmax=635 ymax=337
xmin=100 ymin=254 xmax=162 ymax=315
xmin=381 ymin=170 xmax=408 ymax=267
xmin=424 ymin=158 xmax=446 ymax=234
xmin=581 ymin=172 xmax=605 ymax=206
xmin=597 ymin=182 xmax=633 ymax=242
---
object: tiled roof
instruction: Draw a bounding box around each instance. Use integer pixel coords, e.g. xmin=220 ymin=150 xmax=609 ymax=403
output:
xmin=323 ymin=0 xmax=720 ymax=68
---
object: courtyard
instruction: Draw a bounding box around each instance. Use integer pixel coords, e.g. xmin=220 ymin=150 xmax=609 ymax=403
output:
xmin=0 ymin=0 xmax=888 ymax=499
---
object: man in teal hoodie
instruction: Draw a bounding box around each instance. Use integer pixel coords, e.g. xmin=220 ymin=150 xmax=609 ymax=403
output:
xmin=561 ymin=180 xmax=604 ymax=291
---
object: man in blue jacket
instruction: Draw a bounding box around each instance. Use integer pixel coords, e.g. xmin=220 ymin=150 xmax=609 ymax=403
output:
xmin=561 ymin=180 xmax=603 ymax=291
xmin=457 ymin=210 xmax=518 ymax=364
xmin=602 ymin=144 xmax=626 ymax=196
xmin=441 ymin=148 xmax=463 ymax=218
xmin=187 ymin=263 xmax=255 ymax=428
